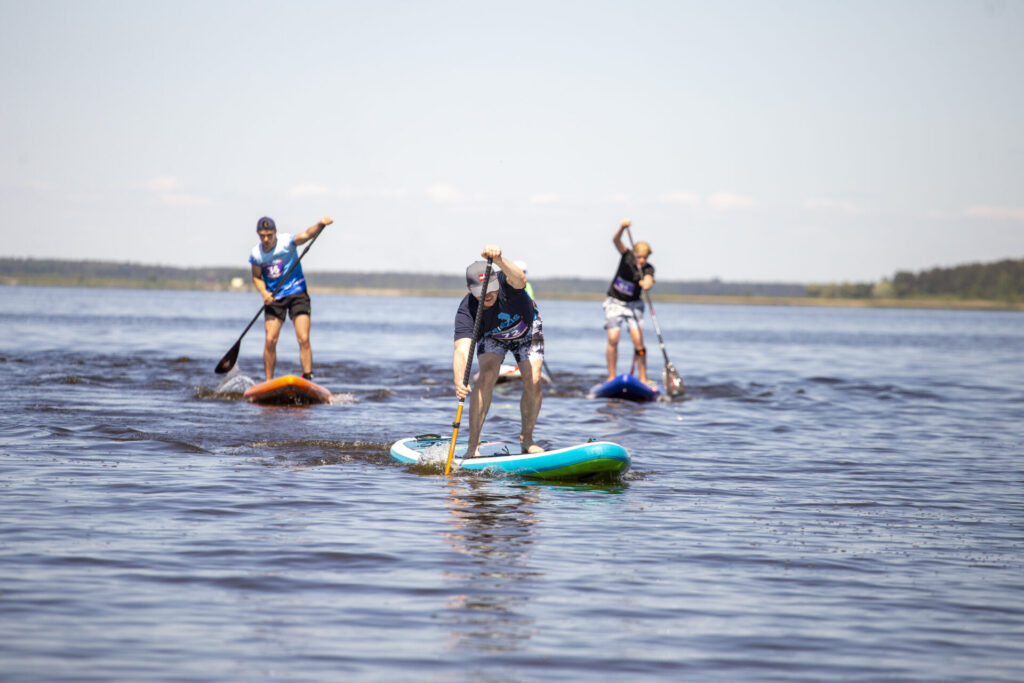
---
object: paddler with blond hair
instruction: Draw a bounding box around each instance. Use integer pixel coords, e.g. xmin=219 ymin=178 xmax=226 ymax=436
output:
xmin=603 ymin=219 xmax=655 ymax=384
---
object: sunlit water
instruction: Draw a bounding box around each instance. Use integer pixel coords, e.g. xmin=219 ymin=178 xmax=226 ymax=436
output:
xmin=1 ymin=286 xmax=1022 ymax=680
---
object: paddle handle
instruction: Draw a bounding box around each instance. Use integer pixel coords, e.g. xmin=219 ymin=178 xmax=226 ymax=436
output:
xmin=445 ymin=257 xmax=494 ymax=475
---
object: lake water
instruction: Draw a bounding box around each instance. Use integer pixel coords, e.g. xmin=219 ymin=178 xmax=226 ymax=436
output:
xmin=1 ymin=285 xmax=1023 ymax=680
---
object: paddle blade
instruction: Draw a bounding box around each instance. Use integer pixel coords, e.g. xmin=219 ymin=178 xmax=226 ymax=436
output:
xmin=663 ymin=362 xmax=685 ymax=397
xmin=215 ymin=341 xmax=241 ymax=374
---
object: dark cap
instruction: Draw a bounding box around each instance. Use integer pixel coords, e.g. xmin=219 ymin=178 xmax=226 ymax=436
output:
xmin=256 ymin=216 xmax=276 ymax=232
xmin=466 ymin=260 xmax=501 ymax=298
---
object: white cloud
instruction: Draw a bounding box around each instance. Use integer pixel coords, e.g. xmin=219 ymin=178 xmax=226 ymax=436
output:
xmin=17 ymin=181 xmax=54 ymax=192
xmin=427 ymin=184 xmax=462 ymax=203
xmin=145 ymin=176 xmax=212 ymax=205
xmin=606 ymin=192 xmax=631 ymax=203
xmin=965 ymin=205 xmax=1024 ymax=221
xmin=288 ymin=184 xmax=330 ymax=197
xmin=147 ymin=176 xmax=180 ymax=192
xmin=659 ymin=191 xmax=701 ymax=206
xmin=161 ymin=193 xmax=213 ymax=207
xmin=529 ymin=193 xmax=560 ymax=205
xmin=802 ymin=198 xmax=860 ymax=214
xmin=708 ymin=192 xmax=758 ymax=210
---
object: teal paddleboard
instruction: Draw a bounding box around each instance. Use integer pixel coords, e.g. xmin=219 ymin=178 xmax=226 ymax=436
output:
xmin=389 ymin=435 xmax=630 ymax=480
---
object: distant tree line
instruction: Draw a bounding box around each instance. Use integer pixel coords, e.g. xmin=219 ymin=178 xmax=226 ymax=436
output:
xmin=528 ymin=276 xmax=805 ymax=298
xmin=806 ymin=258 xmax=1024 ymax=303
xmin=309 ymin=270 xmax=458 ymax=291
xmin=804 ymin=282 xmax=877 ymax=299
xmin=0 ymin=258 xmax=249 ymax=289
xmin=890 ymin=259 xmax=1023 ymax=302
xmin=0 ymin=258 xmax=806 ymax=297
xmin=4 ymin=256 xmax=1021 ymax=303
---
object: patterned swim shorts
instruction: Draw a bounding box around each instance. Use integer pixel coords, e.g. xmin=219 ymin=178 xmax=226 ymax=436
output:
xmin=478 ymin=316 xmax=545 ymax=364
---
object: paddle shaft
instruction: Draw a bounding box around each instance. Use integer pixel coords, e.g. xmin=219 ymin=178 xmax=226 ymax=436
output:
xmin=525 ymin=282 xmax=555 ymax=382
xmin=445 ymin=257 xmax=494 ymax=475
xmin=214 ymin=224 xmax=326 ymax=374
xmin=542 ymin=359 xmax=555 ymax=382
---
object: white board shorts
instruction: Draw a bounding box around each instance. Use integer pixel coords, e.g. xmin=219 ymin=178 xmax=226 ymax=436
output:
xmin=603 ymin=296 xmax=645 ymax=331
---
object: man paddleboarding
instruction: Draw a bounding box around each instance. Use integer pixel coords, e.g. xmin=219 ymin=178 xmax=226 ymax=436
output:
xmin=453 ymin=246 xmax=545 ymax=457
xmin=603 ymin=219 xmax=655 ymax=384
xmin=249 ymin=216 xmax=332 ymax=381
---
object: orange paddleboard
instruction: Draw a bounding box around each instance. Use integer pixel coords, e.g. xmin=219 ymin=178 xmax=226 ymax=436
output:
xmin=243 ymin=375 xmax=332 ymax=406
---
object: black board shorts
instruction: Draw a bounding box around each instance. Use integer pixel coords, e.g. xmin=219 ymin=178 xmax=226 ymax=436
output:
xmin=264 ymin=291 xmax=311 ymax=321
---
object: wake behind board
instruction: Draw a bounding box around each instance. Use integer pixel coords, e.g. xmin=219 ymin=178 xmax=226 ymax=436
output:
xmin=243 ymin=375 xmax=332 ymax=406
xmin=589 ymin=373 xmax=660 ymax=403
xmin=390 ymin=435 xmax=629 ymax=480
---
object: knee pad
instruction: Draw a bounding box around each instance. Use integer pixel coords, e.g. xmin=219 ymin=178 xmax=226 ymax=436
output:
xmin=634 ymin=346 xmax=647 ymax=357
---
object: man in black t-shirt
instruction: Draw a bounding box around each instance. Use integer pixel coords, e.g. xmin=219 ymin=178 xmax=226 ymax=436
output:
xmin=603 ymin=219 xmax=655 ymax=384
xmin=454 ymin=245 xmax=545 ymax=457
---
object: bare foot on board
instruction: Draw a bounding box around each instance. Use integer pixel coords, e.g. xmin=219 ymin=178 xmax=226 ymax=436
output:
xmin=520 ymin=439 xmax=544 ymax=454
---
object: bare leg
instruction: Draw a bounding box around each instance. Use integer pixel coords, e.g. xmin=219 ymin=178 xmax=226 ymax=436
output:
xmin=293 ymin=314 xmax=312 ymax=376
xmin=628 ymin=326 xmax=648 ymax=383
xmin=263 ymin=317 xmax=283 ymax=381
xmin=467 ymin=352 xmax=502 ymax=457
xmin=605 ymin=327 xmax=621 ymax=382
xmin=518 ymin=358 xmax=544 ymax=453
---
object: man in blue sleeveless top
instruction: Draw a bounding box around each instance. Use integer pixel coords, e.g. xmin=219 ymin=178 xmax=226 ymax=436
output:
xmin=454 ymin=245 xmax=545 ymax=457
xmin=603 ymin=219 xmax=655 ymax=384
xmin=249 ymin=216 xmax=332 ymax=381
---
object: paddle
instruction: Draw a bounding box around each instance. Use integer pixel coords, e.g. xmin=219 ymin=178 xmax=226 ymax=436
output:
xmin=214 ymin=224 xmax=327 ymax=374
xmin=526 ymin=281 xmax=555 ymax=383
xmin=542 ymin=358 xmax=555 ymax=383
xmin=624 ymin=225 xmax=685 ymax=396
xmin=445 ymin=257 xmax=494 ymax=475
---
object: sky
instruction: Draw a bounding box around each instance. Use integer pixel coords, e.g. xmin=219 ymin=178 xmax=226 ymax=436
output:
xmin=2 ymin=0 xmax=1023 ymax=284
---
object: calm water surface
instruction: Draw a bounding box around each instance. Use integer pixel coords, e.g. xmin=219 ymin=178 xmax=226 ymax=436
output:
xmin=1 ymin=286 xmax=1022 ymax=680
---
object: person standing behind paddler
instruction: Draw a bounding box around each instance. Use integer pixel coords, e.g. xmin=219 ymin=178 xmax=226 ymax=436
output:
xmin=603 ymin=219 xmax=655 ymax=384
xmin=249 ymin=216 xmax=332 ymax=381
xmin=514 ymin=260 xmax=535 ymax=300
xmin=454 ymin=246 xmax=545 ymax=457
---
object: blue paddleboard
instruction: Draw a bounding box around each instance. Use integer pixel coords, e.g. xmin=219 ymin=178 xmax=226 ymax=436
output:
xmin=390 ymin=435 xmax=630 ymax=480
xmin=588 ymin=373 xmax=660 ymax=402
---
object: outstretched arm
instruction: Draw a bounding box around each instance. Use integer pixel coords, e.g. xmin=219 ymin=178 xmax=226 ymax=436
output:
xmin=480 ymin=244 xmax=527 ymax=290
xmin=295 ymin=216 xmax=333 ymax=245
xmin=612 ymin=219 xmax=630 ymax=254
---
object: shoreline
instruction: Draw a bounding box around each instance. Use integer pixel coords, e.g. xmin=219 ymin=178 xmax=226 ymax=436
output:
xmin=311 ymin=287 xmax=1024 ymax=311
xmin=4 ymin=279 xmax=1022 ymax=312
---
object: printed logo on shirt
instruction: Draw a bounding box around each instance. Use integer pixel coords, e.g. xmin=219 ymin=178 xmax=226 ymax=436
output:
xmin=264 ymin=260 xmax=284 ymax=279
xmin=490 ymin=312 xmax=528 ymax=340
xmin=612 ymin=277 xmax=636 ymax=296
